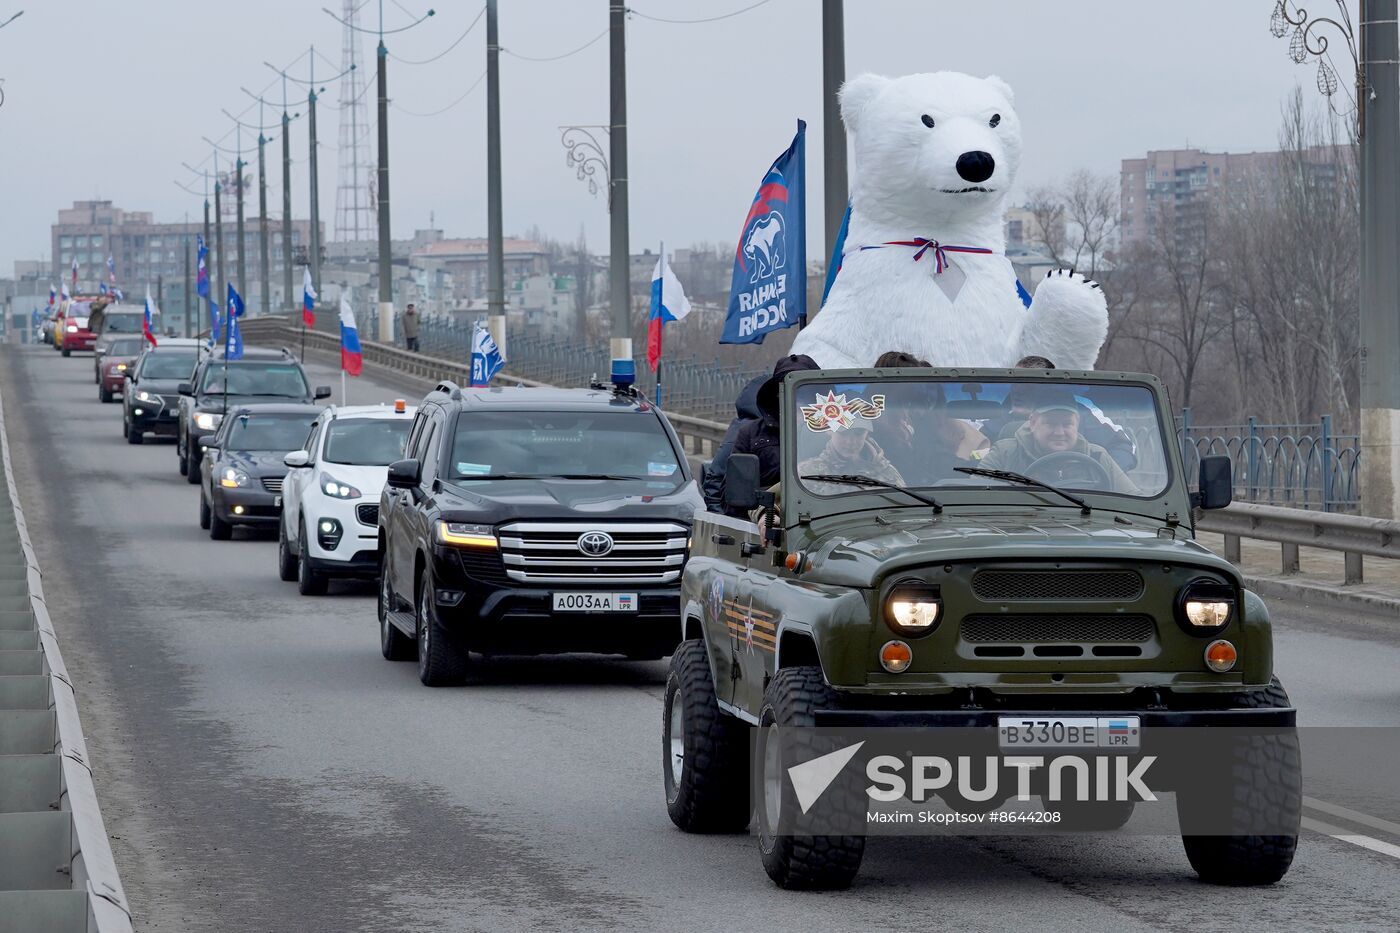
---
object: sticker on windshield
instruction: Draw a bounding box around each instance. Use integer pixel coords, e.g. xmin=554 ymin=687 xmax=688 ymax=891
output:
xmin=456 ymin=462 xmax=491 ymax=476
xmin=801 ymin=390 xmax=885 ymax=432
xmin=648 ymin=462 xmax=678 ymax=476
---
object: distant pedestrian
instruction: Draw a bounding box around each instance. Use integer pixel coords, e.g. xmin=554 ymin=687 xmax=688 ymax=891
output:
xmin=402 ymin=303 xmax=420 ymax=352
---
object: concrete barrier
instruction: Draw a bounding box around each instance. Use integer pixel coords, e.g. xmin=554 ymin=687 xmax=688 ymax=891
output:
xmin=0 ymin=385 xmax=132 ymax=933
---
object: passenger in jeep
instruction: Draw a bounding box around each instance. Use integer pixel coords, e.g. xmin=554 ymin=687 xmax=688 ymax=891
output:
xmin=979 ymin=391 xmax=1138 ymax=493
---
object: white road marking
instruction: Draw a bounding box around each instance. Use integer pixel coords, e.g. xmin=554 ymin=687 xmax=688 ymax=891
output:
xmin=1303 ymin=817 xmax=1400 ymax=861
xmin=1304 ymin=796 xmax=1400 ymax=838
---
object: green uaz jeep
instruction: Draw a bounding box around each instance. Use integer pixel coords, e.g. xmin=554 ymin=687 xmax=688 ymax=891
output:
xmin=662 ymin=367 xmax=1300 ymax=890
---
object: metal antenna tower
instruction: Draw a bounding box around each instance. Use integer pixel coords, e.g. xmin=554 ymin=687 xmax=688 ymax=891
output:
xmin=334 ymin=0 xmax=375 ymax=242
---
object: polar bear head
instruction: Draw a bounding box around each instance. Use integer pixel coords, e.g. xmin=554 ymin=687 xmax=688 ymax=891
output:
xmin=840 ymin=71 xmax=1021 ymax=235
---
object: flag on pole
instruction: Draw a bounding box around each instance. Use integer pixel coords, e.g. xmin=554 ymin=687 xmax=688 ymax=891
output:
xmin=339 ymin=290 xmax=362 ymax=376
xmin=60 ymin=282 xmax=70 ymax=301
xmin=113 ymin=287 xmax=124 ymax=302
xmin=470 ymin=322 xmax=505 ymax=387
xmin=225 ymin=283 xmax=245 ymax=361
xmin=48 ymin=285 xmax=56 ymax=307
xmin=142 ymin=287 xmax=159 ymax=347
xmin=70 ymin=256 xmax=78 ymax=288
xmin=302 ymin=267 xmax=317 ymax=327
xmin=99 ymin=282 xmax=109 ymax=296
xmin=107 ymin=255 xmax=117 ymax=285
xmin=196 ymin=236 xmax=209 ymax=299
xmin=646 ymin=250 xmax=692 ymax=371
xmin=207 ymin=296 xmax=221 ymax=347
xmin=720 ymin=121 xmax=807 ymax=345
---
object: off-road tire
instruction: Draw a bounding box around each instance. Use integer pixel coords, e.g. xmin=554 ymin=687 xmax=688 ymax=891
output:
xmin=379 ymin=556 xmax=414 ymax=661
xmin=198 ymin=494 xmax=211 ymax=530
xmin=297 ymin=521 xmax=329 ymax=596
xmin=1179 ymin=676 xmax=1300 ymax=886
xmin=663 ymin=640 xmax=750 ymax=833
xmin=276 ymin=522 xmax=298 ymax=582
xmin=416 ymin=571 xmax=468 ymax=686
xmin=757 ymin=666 xmax=865 ymax=890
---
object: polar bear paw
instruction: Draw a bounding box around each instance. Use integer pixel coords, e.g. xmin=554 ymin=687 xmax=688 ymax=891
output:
xmin=1019 ymin=269 xmax=1109 ymax=371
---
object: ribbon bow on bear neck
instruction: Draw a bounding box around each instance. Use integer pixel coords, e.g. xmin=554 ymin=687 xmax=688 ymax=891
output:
xmin=854 ymin=238 xmax=994 ymax=274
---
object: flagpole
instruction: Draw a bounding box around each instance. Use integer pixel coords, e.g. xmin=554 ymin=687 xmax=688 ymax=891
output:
xmin=342 ymin=367 xmax=347 ymax=406
xmin=655 ymin=240 xmax=664 ymax=408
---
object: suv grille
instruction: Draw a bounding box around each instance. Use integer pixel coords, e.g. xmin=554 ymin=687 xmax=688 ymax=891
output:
xmin=356 ymin=504 xmax=379 ymax=526
xmin=972 ymin=569 xmax=1144 ymax=602
xmin=261 ymin=477 xmax=284 ymax=494
xmin=497 ymin=521 xmax=689 ymax=584
xmin=961 ymin=614 xmax=1155 ymax=644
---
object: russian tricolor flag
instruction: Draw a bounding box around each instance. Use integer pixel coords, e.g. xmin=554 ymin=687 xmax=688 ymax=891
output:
xmin=302 ymin=267 xmax=317 ymax=327
xmin=646 ymin=250 xmax=691 ymax=372
xmin=339 ymin=291 xmax=362 ymax=376
xmin=48 ymin=285 xmax=56 ymax=307
xmin=142 ymin=288 xmax=159 ymax=347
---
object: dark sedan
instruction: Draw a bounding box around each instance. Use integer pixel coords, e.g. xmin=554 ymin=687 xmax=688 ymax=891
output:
xmin=199 ymin=404 xmax=320 ymax=540
xmin=122 ymin=339 xmax=204 ymax=444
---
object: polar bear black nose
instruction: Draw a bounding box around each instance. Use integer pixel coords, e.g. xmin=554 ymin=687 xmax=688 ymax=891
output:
xmin=955 ymin=151 xmax=995 ymax=184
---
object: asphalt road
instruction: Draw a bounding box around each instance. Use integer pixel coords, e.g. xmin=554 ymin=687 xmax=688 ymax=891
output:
xmin=3 ymin=342 xmax=1399 ymax=933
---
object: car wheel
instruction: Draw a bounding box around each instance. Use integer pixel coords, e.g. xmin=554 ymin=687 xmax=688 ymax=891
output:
xmin=61 ymin=347 xmax=71 ymax=357
xmin=297 ymin=520 xmax=329 ymax=596
xmin=208 ymin=501 xmax=233 ymax=540
xmin=185 ymin=447 xmax=201 ymax=485
xmin=176 ymin=433 xmax=187 ymax=473
xmin=99 ymin=386 xmax=113 ymax=403
xmin=1178 ymin=676 xmax=1300 ymax=886
xmin=276 ymin=521 xmax=298 ymax=582
xmin=379 ymin=555 xmax=414 ymax=661
xmin=198 ymin=493 xmax=211 ymax=530
xmin=125 ymin=416 xmax=144 ymax=445
xmin=756 ymin=666 xmax=865 ymax=890
xmin=416 ymin=570 xmax=467 ymax=686
xmin=664 ymin=640 xmax=750 ymax=833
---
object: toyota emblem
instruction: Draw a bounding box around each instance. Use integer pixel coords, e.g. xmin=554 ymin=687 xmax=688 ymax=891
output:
xmin=577 ymin=531 xmax=614 ymax=557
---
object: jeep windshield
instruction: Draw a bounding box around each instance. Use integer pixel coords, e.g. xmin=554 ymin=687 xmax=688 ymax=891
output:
xmin=792 ymin=378 xmax=1169 ymax=501
xmin=448 ymin=410 xmax=682 ymax=485
xmin=200 ymin=362 xmax=309 ymax=398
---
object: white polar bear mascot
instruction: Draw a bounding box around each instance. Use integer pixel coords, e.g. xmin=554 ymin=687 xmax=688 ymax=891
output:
xmin=791 ymin=71 xmax=1108 ymax=370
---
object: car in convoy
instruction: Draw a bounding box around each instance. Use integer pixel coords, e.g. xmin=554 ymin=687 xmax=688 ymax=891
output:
xmin=97 ymin=336 xmax=147 ymax=403
xmin=122 ymin=338 xmax=204 ymax=443
xmin=176 ymin=347 xmax=330 ymax=484
xmin=91 ymin=303 xmax=151 ymax=382
xmin=376 ymin=380 xmax=701 ymax=686
xmin=54 ymin=300 xmax=97 ymax=356
xmin=663 ymin=367 xmax=1299 ymax=890
xmin=198 ymin=404 xmax=322 ymax=540
xmin=277 ymin=401 xmax=416 ymax=595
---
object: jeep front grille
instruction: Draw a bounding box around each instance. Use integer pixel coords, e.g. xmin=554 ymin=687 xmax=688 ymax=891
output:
xmin=961 ymin=614 xmax=1155 ymax=652
xmin=497 ymin=521 xmax=689 ymax=584
xmin=972 ymin=569 xmax=1144 ymax=602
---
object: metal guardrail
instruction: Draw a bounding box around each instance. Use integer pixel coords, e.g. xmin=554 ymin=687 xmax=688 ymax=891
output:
xmin=1196 ymin=501 xmax=1400 ymax=587
xmin=0 ymin=385 xmax=133 ymax=932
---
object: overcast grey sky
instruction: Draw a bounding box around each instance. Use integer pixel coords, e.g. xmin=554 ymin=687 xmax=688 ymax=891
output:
xmin=0 ymin=0 xmax=1355 ymax=274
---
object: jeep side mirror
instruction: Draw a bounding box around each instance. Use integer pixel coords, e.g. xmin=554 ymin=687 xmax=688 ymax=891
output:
xmin=284 ymin=450 xmax=310 ymax=469
xmin=723 ymin=453 xmax=762 ymax=511
xmin=386 ymin=458 xmax=422 ymax=489
xmin=314 ymin=385 xmax=333 ymax=400
xmin=1193 ymin=455 xmax=1232 ymax=510
xmin=177 ymin=382 xmax=193 ymax=396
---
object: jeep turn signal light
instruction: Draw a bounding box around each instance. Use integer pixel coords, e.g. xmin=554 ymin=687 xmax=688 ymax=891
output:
xmin=880 ymin=640 xmax=913 ymax=674
xmin=1204 ymin=639 xmax=1237 ymax=673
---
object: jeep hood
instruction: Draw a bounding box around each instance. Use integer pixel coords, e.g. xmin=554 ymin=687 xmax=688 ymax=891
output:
xmin=803 ymin=510 xmax=1237 ymax=588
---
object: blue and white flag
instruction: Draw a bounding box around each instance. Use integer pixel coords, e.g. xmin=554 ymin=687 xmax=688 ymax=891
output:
xmin=143 ymin=287 xmax=158 ymax=347
xmin=225 ymin=283 xmax=244 ymax=360
xmin=99 ymin=282 xmax=109 ymax=296
xmin=196 ymin=236 xmax=209 ymax=298
xmin=721 ymin=120 xmax=807 ymax=345
xmin=470 ymin=323 xmax=505 ymax=387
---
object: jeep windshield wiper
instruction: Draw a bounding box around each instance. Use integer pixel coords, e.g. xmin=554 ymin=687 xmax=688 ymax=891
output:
xmin=800 ymin=474 xmax=942 ymax=512
xmin=953 ymin=466 xmax=1090 ymax=514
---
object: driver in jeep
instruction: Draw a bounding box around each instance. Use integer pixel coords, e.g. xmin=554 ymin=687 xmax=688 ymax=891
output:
xmin=978 ymin=392 xmax=1138 ymax=493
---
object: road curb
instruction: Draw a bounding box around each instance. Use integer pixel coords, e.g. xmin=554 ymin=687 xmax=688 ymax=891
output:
xmin=1240 ymin=573 xmax=1400 ymax=617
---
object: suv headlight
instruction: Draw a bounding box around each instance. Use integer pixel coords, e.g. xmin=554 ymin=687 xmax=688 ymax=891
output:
xmin=195 ymin=412 xmax=223 ymax=431
xmin=135 ymin=389 xmax=159 ymax=403
xmin=219 ymin=467 xmax=250 ymax=489
xmin=321 ymin=475 xmax=362 ymax=499
xmin=884 ymin=581 xmax=942 ymax=637
xmin=1176 ymin=580 xmax=1235 ymax=634
xmin=437 ymin=521 xmax=497 ymax=548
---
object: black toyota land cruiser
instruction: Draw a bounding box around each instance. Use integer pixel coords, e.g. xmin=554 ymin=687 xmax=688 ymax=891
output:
xmin=376 ymin=380 xmax=702 ymax=686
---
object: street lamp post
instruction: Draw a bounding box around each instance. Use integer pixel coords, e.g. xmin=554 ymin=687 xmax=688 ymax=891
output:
xmin=608 ymin=1 xmax=632 ymax=386
xmin=486 ymin=0 xmax=506 ymax=356
xmin=821 ymin=0 xmax=848 ymax=268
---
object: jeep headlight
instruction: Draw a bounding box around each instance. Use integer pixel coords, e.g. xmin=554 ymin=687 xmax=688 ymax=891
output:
xmin=884 ymin=581 xmax=942 ymax=637
xmin=219 ymin=467 xmax=250 ymax=489
xmin=321 ymin=475 xmax=362 ymax=500
xmin=1177 ymin=580 xmax=1234 ymax=634
xmin=195 ymin=412 xmax=223 ymax=431
xmin=437 ymin=521 xmax=497 ymax=549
